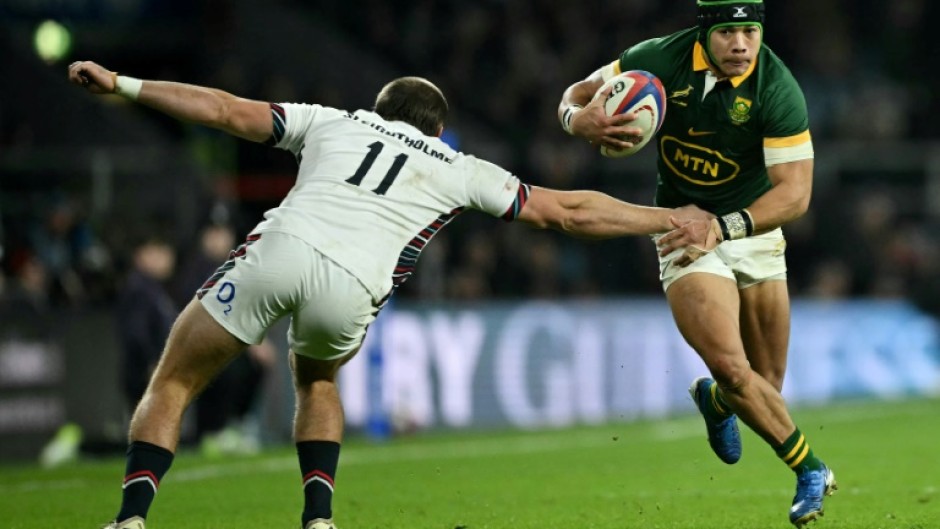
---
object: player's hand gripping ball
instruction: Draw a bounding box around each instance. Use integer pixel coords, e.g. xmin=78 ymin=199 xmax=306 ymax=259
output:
xmin=593 ymin=70 xmax=666 ymax=158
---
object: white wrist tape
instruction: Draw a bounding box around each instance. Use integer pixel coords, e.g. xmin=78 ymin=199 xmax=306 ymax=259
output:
xmin=115 ymin=75 xmax=143 ymax=101
xmin=561 ymin=104 xmax=583 ymax=135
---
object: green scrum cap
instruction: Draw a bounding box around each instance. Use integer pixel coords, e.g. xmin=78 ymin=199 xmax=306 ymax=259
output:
xmin=697 ymin=0 xmax=765 ymax=66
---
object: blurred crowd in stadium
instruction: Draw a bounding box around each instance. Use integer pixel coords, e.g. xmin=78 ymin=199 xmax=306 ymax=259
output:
xmin=2 ymin=0 xmax=939 ymax=316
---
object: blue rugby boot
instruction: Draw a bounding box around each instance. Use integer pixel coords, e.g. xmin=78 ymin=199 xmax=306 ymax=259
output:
xmin=789 ymin=464 xmax=837 ymax=527
xmin=688 ymin=376 xmax=742 ymax=464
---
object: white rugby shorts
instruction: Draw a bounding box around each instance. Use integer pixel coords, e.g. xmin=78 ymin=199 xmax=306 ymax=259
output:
xmin=653 ymin=227 xmax=788 ymax=291
xmin=198 ymin=231 xmax=379 ymax=360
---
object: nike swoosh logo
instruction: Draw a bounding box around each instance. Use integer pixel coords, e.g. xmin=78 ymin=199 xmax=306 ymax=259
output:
xmin=688 ymin=127 xmax=716 ymax=137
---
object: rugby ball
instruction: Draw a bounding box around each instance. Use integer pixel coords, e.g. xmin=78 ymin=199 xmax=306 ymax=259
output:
xmin=593 ymin=70 xmax=666 ymax=158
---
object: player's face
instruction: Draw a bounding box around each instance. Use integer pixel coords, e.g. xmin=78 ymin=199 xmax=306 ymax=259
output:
xmin=708 ymin=25 xmax=761 ymax=77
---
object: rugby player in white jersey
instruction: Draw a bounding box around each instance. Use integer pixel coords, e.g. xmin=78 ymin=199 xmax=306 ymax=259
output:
xmin=68 ymin=61 xmax=711 ymax=529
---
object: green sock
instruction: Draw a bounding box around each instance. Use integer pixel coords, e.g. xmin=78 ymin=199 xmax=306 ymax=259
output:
xmin=708 ymin=381 xmax=733 ymax=419
xmin=775 ymin=428 xmax=824 ymax=473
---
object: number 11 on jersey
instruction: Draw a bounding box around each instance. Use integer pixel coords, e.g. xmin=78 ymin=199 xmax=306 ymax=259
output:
xmin=346 ymin=141 xmax=409 ymax=195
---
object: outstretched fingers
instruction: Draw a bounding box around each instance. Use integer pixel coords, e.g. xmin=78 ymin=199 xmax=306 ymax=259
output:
xmin=659 ymin=217 xmax=698 ymax=254
xmin=657 ymin=217 xmax=719 ymax=267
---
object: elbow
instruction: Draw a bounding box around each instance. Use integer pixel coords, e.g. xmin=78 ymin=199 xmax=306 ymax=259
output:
xmin=533 ymin=210 xmax=576 ymax=234
xmin=557 ymin=209 xmax=595 ymax=238
xmin=210 ymin=91 xmax=240 ymax=130
xmin=774 ymin=187 xmax=812 ymax=225
xmin=556 ymin=216 xmax=577 ymax=235
xmin=523 ymin=189 xmax=598 ymax=237
xmin=791 ymin=193 xmax=812 ymax=220
xmin=214 ymin=99 xmax=234 ymax=130
xmin=535 ymin=213 xmax=566 ymax=233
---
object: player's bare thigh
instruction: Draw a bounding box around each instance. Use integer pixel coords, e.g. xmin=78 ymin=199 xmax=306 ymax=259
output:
xmin=149 ymin=298 xmax=248 ymax=394
xmin=666 ymin=273 xmax=752 ymax=386
xmin=738 ymin=279 xmax=790 ymax=391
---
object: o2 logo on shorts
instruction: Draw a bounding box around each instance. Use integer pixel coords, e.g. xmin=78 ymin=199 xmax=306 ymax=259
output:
xmin=217 ymin=281 xmax=236 ymax=315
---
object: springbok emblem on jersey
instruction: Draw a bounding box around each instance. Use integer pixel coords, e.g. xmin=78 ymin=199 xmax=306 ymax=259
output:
xmin=729 ymin=96 xmax=753 ymax=124
xmin=668 ymin=84 xmax=694 ymax=107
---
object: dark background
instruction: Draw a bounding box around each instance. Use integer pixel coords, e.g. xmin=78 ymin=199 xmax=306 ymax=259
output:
xmin=3 ymin=0 xmax=939 ymax=306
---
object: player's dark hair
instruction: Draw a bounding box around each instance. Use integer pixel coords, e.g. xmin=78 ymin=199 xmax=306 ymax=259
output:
xmin=373 ymin=77 xmax=448 ymax=137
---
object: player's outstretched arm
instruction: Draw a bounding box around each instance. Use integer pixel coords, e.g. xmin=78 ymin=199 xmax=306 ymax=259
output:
xmin=557 ymin=66 xmax=641 ymax=150
xmin=67 ymin=61 xmax=272 ymax=143
xmin=516 ymin=186 xmax=711 ymax=239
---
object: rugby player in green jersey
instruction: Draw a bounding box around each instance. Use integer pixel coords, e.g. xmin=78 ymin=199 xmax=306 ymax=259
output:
xmin=557 ymin=0 xmax=836 ymax=526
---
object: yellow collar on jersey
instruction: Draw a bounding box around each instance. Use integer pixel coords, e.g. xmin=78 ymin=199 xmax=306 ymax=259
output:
xmin=692 ymin=41 xmax=757 ymax=88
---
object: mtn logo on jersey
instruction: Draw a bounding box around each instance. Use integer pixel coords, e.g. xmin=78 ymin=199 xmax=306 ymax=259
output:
xmin=660 ymin=136 xmax=741 ymax=186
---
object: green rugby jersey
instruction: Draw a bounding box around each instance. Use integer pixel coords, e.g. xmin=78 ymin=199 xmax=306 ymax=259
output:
xmin=613 ymin=27 xmax=811 ymax=215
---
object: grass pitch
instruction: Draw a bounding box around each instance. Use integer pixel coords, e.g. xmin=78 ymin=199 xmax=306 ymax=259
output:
xmin=2 ymin=397 xmax=938 ymax=528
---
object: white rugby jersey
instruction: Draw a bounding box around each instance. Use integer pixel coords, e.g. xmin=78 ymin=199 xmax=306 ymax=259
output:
xmin=252 ymin=103 xmax=530 ymax=303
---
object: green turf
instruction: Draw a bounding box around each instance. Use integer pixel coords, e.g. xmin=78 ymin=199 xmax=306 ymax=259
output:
xmin=2 ymin=398 xmax=938 ymax=528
